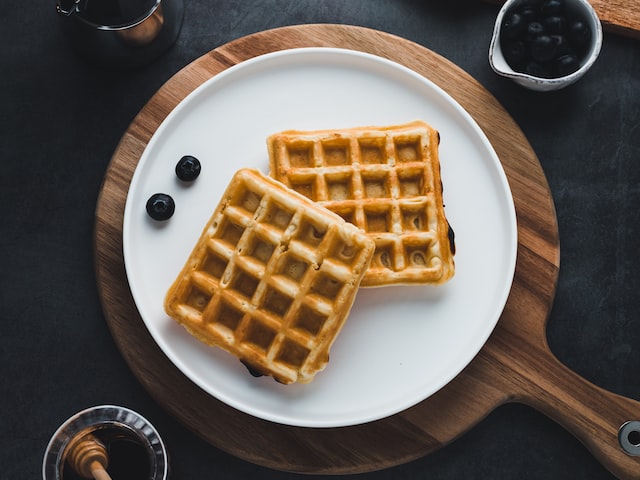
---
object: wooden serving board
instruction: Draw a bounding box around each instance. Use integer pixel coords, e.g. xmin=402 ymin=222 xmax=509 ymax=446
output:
xmin=94 ymin=25 xmax=640 ymax=478
xmin=482 ymin=0 xmax=640 ymax=39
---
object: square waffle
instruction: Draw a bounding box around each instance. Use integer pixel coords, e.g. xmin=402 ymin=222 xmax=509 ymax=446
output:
xmin=267 ymin=120 xmax=456 ymax=287
xmin=164 ymin=168 xmax=375 ymax=384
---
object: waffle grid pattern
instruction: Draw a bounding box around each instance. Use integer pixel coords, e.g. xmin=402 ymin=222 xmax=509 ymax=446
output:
xmin=268 ymin=121 xmax=455 ymax=286
xmin=165 ymin=169 xmax=374 ymax=384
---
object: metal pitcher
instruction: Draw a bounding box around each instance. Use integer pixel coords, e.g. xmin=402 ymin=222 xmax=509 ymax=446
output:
xmin=56 ymin=0 xmax=183 ymax=68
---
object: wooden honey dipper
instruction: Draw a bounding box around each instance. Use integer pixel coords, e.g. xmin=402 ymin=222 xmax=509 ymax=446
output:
xmin=65 ymin=432 xmax=112 ymax=480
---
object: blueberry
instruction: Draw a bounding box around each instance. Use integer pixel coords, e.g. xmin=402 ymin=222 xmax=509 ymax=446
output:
xmin=544 ymin=15 xmax=566 ymax=34
xmin=525 ymin=61 xmax=552 ymax=78
xmin=146 ymin=193 xmax=175 ymax=221
xmin=554 ymin=53 xmax=581 ymax=76
xmin=568 ymin=20 xmax=591 ymax=50
xmin=517 ymin=0 xmax=540 ymax=8
xmin=550 ymin=34 xmax=571 ymax=56
xmin=502 ymin=39 xmax=527 ymax=66
xmin=520 ymin=7 xmax=540 ymax=23
xmin=175 ymin=155 xmax=201 ymax=182
xmin=525 ymin=21 xmax=546 ymax=42
xmin=502 ymin=13 xmax=526 ymax=39
xmin=498 ymin=0 xmax=592 ymax=80
xmin=531 ymin=35 xmax=557 ymax=62
xmin=241 ymin=360 xmax=265 ymax=378
xmin=541 ymin=0 xmax=564 ymax=16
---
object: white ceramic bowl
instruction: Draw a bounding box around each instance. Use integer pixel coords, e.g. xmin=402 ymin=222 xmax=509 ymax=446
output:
xmin=489 ymin=0 xmax=602 ymax=91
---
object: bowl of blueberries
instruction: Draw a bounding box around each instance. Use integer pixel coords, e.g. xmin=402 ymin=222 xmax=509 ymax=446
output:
xmin=489 ymin=0 xmax=602 ymax=91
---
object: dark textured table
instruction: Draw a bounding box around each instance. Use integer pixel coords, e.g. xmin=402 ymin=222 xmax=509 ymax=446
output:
xmin=2 ymin=1 xmax=638 ymax=479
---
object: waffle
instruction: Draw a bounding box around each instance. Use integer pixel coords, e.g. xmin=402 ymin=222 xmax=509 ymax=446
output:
xmin=267 ymin=120 xmax=455 ymax=287
xmin=164 ymin=168 xmax=375 ymax=384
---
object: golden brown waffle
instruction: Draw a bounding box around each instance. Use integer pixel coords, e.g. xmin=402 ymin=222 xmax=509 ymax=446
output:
xmin=268 ymin=120 xmax=455 ymax=287
xmin=164 ymin=168 xmax=375 ymax=384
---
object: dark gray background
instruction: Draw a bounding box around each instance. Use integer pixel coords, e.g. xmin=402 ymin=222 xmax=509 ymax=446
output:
xmin=1 ymin=1 xmax=639 ymax=478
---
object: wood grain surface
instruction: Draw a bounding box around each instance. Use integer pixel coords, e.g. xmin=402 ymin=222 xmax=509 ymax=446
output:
xmin=94 ymin=24 xmax=640 ymax=478
xmin=482 ymin=0 xmax=640 ymax=39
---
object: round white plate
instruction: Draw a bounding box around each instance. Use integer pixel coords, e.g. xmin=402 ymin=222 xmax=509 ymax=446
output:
xmin=123 ymin=48 xmax=517 ymax=428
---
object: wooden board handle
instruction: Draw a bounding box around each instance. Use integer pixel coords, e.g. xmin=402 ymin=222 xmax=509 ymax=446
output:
xmin=97 ymin=24 xmax=640 ymax=475
xmin=517 ymin=353 xmax=640 ymax=479
xmin=482 ymin=310 xmax=640 ymax=479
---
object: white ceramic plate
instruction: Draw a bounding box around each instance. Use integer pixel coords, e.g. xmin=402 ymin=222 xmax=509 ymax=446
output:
xmin=123 ymin=48 xmax=517 ymax=428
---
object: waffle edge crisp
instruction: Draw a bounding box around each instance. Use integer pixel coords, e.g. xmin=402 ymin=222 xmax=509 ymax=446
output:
xmin=268 ymin=120 xmax=456 ymax=287
xmin=164 ymin=168 xmax=375 ymax=384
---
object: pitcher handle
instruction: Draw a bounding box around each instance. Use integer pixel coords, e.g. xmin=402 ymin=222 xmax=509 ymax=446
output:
xmin=56 ymin=0 xmax=84 ymax=16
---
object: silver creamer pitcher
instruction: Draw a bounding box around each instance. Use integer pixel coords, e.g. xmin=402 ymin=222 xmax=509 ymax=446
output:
xmin=56 ymin=0 xmax=183 ymax=68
